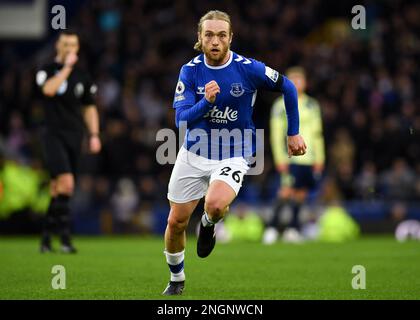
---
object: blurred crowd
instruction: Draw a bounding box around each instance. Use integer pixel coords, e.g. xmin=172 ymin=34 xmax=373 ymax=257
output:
xmin=0 ymin=0 xmax=419 ymax=233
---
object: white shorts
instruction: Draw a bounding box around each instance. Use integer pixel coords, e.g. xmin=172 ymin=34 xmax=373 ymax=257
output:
xmin=167 ymin=146 xmax=250 ymax=203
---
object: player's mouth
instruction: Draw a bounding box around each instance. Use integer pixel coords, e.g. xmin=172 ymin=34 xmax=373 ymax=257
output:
xmin=210 ymin=48 xmax=220 ymax=54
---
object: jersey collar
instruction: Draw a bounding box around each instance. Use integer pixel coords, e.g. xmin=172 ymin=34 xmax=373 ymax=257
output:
xmin=203 ymin=50 xmax=233 ymax=70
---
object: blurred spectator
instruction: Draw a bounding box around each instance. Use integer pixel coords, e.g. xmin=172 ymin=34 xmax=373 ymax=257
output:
xmin=0 ymin=160 xmax=50 ymax=220
xmin=379 ymin=158 xmax=416 ymax=201
xmin=354 ymin=161 xmax=378 ymax=200
xmin=111 ymin=178 xmax=139 ymax=233
xmin=415 ymin=164 xmax=420 ymax=199
xmin=317 ymin=205 xmax=360 ymax=243
xmin=335 ymin=162 xmax=356 ymax=200
xmin=218 ymin=203 xmax=264 ymax=243
xmin=5 ymin=112 xmax=31 ymax=164
xmin=389 ymin=202 xmax=408 ymax=222
xmin=328 ymin=128 xmax=355 ymax=173
xmin=395 ymin=220 xmax=420 ymax=242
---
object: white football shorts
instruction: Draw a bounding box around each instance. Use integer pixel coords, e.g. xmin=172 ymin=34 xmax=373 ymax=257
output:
xmin=167 ymin=146 xmax=250 ymax=203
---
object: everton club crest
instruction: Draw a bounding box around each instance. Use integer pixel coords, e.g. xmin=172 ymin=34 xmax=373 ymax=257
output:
xmin=230 ymin=83 xmax=244 ymax=97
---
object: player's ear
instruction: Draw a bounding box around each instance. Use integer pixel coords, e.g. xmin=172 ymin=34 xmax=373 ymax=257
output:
xmin=55 ymin=35 xmax=61 ymax=48
xmin=55 ymin=39 xmax=61 ymax=53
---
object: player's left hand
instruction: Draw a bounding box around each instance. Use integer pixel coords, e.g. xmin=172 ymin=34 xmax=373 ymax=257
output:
xmin=287 ymin=134 xmax=306 ymax=157
xmin=89 ymin=135 xmax=101 ymax=154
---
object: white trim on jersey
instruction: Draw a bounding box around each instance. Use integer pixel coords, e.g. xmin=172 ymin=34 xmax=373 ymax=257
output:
xmin=234 ymin=54 xmax=251 ymax=64
xmin=204 ymin=50 xmax=233 ymax=70
xmin=251 ymin=90 xmax=258 ymax=107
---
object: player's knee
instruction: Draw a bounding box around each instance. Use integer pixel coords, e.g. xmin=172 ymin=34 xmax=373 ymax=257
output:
xmin=205 ymin=199 xmax=226 ymax=222
xmin=167 ymin=214 xmax=188 ymax=233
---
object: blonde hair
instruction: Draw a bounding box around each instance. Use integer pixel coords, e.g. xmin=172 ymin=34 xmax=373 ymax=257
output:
xmin=194 ymin=10 xmax=232 ymax=51
xmin=286 ymin=66 xmax=306 ymax=78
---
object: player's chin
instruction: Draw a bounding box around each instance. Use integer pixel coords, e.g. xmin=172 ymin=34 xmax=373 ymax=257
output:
xmin=206 ymin=49 xmax=221 ymax=58
xmin=207 ymin=52 xmax=220 ymax=61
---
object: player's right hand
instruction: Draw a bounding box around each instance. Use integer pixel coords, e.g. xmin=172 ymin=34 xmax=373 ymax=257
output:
xmin=287 ymin=134 xmax=307 ymax=157
xmin=89 ymin=135 xmax=102 ymax=154
xmin=64 ymin=52 xmax=78 ymax=68
xmin=205 ymin=80 xmax=220 ymax=104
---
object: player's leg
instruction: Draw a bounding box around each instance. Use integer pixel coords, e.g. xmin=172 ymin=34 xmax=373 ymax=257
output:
xmin=162 ymin=200 xmax=200 ymax=295
xmin=165 ymin=200 xmax=200 ymax=252
xmin=55 ymin=134 xmax=83 ymax=253
xmin=40 ymin=132 xmax=74 ymax=252
xmin=41 ymin=174 xmax=75 ymax=252
xmin=197 ymin=159 xmax=248 ymax=258
xmin=163 ymin=146 xmax=208 ymax=295
xmin=196 ymin=180 xmax=236 ymax=258
xmin=289 ymin=188 xmax=308 ymax=230
xmin=55 ymin=173 xmax=76 ymax=252
xmin=204 ymin=180 xmax=236 ymax=222
xmin=41 ymin=179 xmax=58 ymax=252
xmin=281 ymin=187 xmax=307 ymax=243
xmin=263 ymin=186 xmax=294 ymax=245
xmin=282 ymin=165 xmax=314 ymax=243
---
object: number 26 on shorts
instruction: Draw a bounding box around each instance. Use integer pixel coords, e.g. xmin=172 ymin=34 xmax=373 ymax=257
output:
xmin=219 ymin=166 xmax=242 ymax=184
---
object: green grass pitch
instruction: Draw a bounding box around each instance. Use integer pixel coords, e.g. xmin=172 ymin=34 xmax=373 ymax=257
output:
xmin=0 ymin=236 xmax=419 ymax=300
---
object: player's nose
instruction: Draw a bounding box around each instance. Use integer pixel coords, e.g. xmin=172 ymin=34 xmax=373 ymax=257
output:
xmin=212 ymin=38 xmax=219 ymax=46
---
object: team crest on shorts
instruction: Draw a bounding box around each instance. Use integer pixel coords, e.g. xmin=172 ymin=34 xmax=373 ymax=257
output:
xmin=230 ymin=83 xmax=244 ymax=97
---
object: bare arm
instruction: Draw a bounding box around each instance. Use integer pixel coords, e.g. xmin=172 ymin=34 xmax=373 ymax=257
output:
xmin=83 ymin=105 xmax=101 ymax=154
xmin=42 ymin=52 xmax=78 ymax=97
xmin=83 ymin=105 xmax=99 ymax=136
xmin=42 ymin=65 xmax=72 ymax=97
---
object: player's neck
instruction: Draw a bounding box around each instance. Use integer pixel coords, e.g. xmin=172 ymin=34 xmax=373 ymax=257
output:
xmin=205 ymin=50 xmax=231 ymax=67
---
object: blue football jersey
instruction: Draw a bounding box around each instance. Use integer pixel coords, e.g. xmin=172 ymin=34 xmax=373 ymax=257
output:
xmin=173 ymin=51 xmax=283 ymax=161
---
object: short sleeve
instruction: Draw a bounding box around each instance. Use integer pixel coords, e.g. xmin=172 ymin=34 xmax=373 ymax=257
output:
xmin=173 ymin=65 xmax=196 ymax=109
xmin=35 ymin=64 xmax=54 ymax=88
xmin=81 ymin=74 xmax=97 ymax=105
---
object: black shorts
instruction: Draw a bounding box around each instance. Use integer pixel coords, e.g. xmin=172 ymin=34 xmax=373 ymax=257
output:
xmin=42 ymin=130 xmax=83 ymax=178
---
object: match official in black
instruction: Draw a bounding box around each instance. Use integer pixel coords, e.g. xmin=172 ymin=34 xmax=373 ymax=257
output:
xmin=36 ymin=31 xmax=101 ymax=253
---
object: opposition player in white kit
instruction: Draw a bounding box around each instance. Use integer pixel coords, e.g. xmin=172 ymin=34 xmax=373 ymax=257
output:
xmin=162 ymin=10 xmax=307 ymax=295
